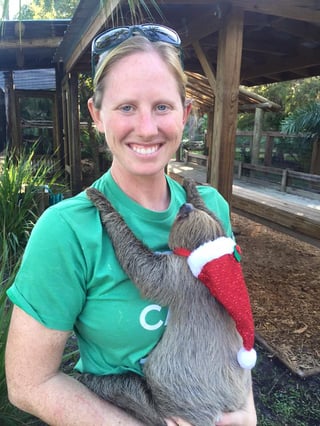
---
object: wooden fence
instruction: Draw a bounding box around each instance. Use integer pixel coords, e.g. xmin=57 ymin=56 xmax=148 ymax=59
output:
xmin=183 ymin=150 xmax=320 ymax=198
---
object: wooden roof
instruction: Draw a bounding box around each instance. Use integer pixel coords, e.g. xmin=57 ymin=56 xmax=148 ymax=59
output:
xmin=1 ymin=2 xmax=319 ymax=98
xmin=55 ymin=0 xmax=320 ymax=86
xmin=186 ymin=71 xmax=281 ymax=112
xmin=0 ymin=20 xmax=69 ymax=70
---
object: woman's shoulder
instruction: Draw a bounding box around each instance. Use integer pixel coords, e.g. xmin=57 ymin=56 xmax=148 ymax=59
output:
xmin=38 ymin=191 xmax=91 ymax=223
xmin=166 ymin=175 xmax=228 ymax=207
xmin=196 ymin=184 xmax=228 ymax=205
xmin=41 ymin=172 xmax=112 ymax=225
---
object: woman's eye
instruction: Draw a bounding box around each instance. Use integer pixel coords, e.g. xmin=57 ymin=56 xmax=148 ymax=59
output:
xmin=120 ymin=105 xmax=133 ymax=112
xmin=156 ymin=104 xmax=170 ymax=112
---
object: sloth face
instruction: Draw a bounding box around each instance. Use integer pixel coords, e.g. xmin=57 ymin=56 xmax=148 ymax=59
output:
xmin=169 ymin=203 xmax=224 ymax=252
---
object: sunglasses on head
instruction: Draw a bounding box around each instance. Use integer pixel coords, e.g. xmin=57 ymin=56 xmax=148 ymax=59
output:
xmin=91 ymin=24 xmax=181 ymax=77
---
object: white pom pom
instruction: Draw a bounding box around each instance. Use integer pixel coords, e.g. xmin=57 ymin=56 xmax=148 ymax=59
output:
xmin=237 ymin=347 xmax=257 ymax=370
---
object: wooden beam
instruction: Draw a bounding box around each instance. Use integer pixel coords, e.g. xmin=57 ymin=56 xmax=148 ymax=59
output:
xmin=209 ymin=6 xmax=244 ymax=204
xmin=192 ymin=41 xmax=216 ymax=92
xmin=269 ymin=18 xmax=320 ymax=42
xmin=64 ymin=0 xmax=122 ymax=73
xmin=179 ymin=3 xmax=229 ymax=46
xmin=242 ymin=38 xmax=292 ymax=55
xmin=232 ymin=0 xmax=320 ymax=24
xmin=242 ymin=47 xmax=320 ymax=81
xmin=239 ymin=102 xmax=278 ymax=112
xmin=239 ymin=86 xmax=281 ymax=110
xmin=192 ymin=39 xmax=281 ymax=110
xmin=0 ymin=38 xmax=62 ymax=49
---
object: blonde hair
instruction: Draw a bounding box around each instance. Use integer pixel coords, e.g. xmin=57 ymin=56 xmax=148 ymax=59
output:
xmin=92 ymin=36 xmax=187 ymax=109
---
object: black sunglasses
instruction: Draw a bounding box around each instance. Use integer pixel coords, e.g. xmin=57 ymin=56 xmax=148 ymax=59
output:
xmin=91 ymin=24 xmax=181 ymax=77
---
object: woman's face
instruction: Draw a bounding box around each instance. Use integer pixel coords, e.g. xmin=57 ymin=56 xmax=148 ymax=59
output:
xmin=88 ymin=50 xmax=191 ymax=180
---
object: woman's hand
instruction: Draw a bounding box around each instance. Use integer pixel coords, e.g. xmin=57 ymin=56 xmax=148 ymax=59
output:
xmin=216 ymin=389 xmax=257 ymax=426
xmin=165 ymin=420 xmax=190 ymax=426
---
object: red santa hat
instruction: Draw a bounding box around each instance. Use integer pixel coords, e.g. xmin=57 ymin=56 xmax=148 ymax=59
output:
xmin=174 ymin=236 xmax=257 ymax=370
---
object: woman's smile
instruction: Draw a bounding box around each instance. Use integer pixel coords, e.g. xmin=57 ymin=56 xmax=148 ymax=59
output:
xmin=129 ymin=143 xmax=162 ymax=156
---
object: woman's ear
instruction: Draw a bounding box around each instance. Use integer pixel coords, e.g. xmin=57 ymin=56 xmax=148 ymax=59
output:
xmin=87 ymin=98 xmax=104 ymax=133
xmin=183 ymin=99 xmax=193 ymax=125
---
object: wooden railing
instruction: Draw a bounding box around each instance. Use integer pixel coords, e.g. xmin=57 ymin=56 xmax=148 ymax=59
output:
xmin=182 ymin=150 xmax=320 ymax=198
xmin=183 ymin=150 xmax=207 ymax=167
xmin=234 ymin=161 xmax=320 ymax=197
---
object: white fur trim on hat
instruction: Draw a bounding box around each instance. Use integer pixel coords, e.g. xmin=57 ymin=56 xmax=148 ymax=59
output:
xmin=237 ymin=347 xmax=257 ymax=370
xmin=187 ymin=237 xmax=236 ymax=277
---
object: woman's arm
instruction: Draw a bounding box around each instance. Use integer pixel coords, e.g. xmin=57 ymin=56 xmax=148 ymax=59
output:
xmin=5 ymin=306 xmax=144 ymax=426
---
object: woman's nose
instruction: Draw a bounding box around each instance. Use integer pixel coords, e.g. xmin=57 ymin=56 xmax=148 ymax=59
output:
xmin=135 ymin=111 xmax=158 ymax=138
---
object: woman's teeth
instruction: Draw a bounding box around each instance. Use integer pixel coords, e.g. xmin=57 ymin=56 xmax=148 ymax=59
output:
xmin=131 ymin=145 xmax=159 ymax=155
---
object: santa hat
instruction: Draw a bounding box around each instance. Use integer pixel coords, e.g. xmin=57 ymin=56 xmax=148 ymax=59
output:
xmin=174 ymin=236 xmax=257 ymax=370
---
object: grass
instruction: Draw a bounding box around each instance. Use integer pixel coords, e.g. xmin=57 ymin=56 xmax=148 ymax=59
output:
xmin=253 ymin=342 xmax=320 ymax=426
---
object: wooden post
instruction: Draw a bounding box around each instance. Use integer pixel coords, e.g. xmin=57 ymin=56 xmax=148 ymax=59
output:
xmin=310 ymin=139 xmax=320 ymax=175
xmin=264 ymin=132 xmax=274 ymax=166
xmin=237 ymin=161 xmax=242 ymax=179
xmin=281 ymin=168 xmax=288 ymax=192
xmin=55 ymin=63 xmax=65 ymax=171
xmin=206 ymin=110 xmax=214 ymax=183
xmin=5 ymin=71 xmax=19 ymax=149
xmin=69 ymin=72 xmax=82 ymax=194
xmin=209 ymin=6 xmax=244 ymax=204
xmin=251 ymin=107 xmax=264 ymax=165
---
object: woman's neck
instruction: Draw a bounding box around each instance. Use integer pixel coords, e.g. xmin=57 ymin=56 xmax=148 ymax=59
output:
xmin=110 ymin=167 xmax=170 ymax=211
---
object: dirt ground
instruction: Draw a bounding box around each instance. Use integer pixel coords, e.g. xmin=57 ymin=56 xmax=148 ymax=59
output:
xmin=232 ymin=212 xmax=320 ymax=377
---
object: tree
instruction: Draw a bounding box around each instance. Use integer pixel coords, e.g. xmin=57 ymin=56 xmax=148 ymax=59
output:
xmin=2 ymin=0 xmax=162 ymax=21
xmin=19 ymin=0 xmax=80 ymax=19
xmin=281 ymin=102 xmax=320 ymax=174
xmin=238 ymin=77 xmax=320 ymax=131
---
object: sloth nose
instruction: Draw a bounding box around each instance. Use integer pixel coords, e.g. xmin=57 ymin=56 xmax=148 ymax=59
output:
xmin=178 ymin=203 xmax=194 ymax=219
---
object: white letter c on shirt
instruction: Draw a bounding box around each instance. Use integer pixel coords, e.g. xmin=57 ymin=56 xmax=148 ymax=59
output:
xmin=140 ymin=304 xmax=165 ymax=331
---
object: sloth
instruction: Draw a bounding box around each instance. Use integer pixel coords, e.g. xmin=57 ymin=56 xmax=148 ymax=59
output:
xmin=78 ymin=179 xmax=254 ymax=426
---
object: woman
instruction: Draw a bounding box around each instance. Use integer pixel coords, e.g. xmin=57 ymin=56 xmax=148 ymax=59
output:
xmin=6 ymin=24 xmax=257 ymax=425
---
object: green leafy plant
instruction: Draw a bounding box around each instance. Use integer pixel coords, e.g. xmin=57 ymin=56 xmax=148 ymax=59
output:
xmin=281 ymin=102 xmax=320 ymax=137
xmin=0 ymin=147 xmax=64 ymax=265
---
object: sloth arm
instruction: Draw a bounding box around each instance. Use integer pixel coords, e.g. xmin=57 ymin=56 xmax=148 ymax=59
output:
xmin=102 ymin=209 xmax=182 ymax=305
xmin=87 ymin=187 xmax=182 ymax=305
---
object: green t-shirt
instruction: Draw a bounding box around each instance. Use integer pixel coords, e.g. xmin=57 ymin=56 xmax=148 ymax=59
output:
xmin=7 ymin=171 xmax=232 ymax=376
